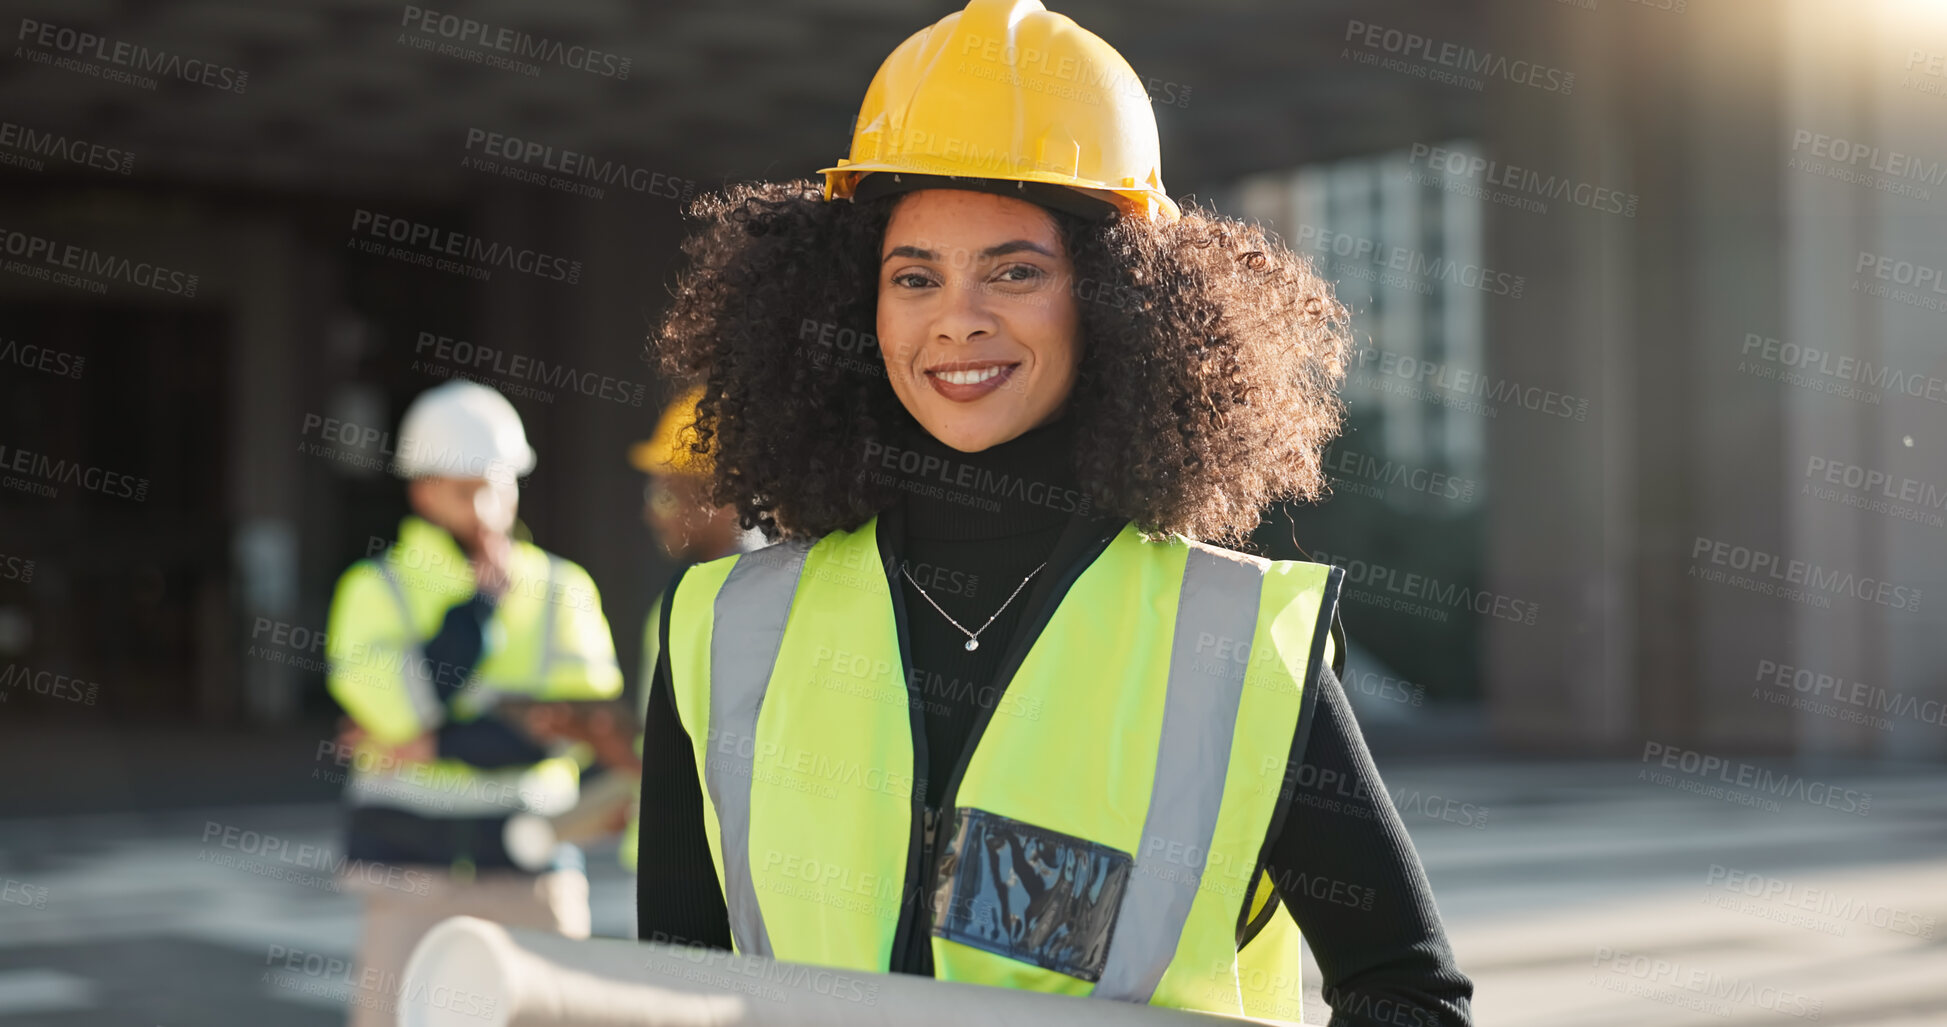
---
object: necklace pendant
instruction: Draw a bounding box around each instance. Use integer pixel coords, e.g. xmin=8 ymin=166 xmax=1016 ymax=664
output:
xmin=964 ymin=638 xmax=979 ymax=652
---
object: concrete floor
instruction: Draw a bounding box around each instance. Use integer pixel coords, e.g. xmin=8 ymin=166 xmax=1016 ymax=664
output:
xmin=1 ymin=755 xmax=1942 ymax=1026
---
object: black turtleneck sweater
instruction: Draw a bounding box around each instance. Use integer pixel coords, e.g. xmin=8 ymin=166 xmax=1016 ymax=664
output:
xmin=635 ymin=415 xmax=1474 ymax=1026
xmin=890 ymin=414 xmax=1077 ymax=800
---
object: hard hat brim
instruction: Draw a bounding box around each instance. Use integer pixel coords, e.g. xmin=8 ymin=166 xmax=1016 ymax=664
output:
xmin=845 ymin=170 xmax=1122 ymax=222
xmin=821 ymin=164 xmax=1181 ymax=222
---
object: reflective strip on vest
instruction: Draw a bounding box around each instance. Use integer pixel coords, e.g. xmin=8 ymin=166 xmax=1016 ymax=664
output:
xmin=1091 ymin=543 xmax=1265 ymax=1002
xmin=705 ymin=539 xmax=813 ymax=958
xmin=667 ymin=515 xmax=1335 ymax=1022
xmin=535 ymin=556 xmax=561 ymax=682
xmin=531 ymin=555 xmax=625 ymax=687
xmin=373 ymin=560 xmax=448 ymax=732
xmin=342 ymin=758 xmax=578 ymax=817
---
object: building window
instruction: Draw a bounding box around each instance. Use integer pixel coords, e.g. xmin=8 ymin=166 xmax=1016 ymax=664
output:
xmin=1232 ymin=140 xmax=1488 ymax=517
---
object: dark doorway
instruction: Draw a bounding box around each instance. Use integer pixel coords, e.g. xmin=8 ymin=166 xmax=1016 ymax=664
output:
xmin=0 ymin=301 xmax=233 ymax=723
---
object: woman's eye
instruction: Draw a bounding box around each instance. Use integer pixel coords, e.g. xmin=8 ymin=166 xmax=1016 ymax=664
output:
xmin=996 ymin=265 xmax=1044 ymax=284
xmin=891 ymin=271 xmax=935 ymax=289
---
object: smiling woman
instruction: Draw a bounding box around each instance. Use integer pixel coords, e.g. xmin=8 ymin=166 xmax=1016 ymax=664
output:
xmin=635 ymin=0 xmax=1473 ymax=1023
xmin=653 ymin=173 xmax=1351 ymax=546
xmin=876 ymin=190 xmax=1083 ymax=452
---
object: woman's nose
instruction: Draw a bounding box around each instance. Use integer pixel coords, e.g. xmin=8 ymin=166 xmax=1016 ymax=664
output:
xmin=933 ymin=279 xmax=1001 ymax=345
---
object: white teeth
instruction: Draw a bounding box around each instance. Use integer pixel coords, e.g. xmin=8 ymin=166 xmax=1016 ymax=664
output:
xmin=935 ymin=366 xmax=1007 ymax=386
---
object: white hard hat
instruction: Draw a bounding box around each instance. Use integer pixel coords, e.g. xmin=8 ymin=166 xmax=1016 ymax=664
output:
xmin=392 ymin=380 xmax=537 ymax=483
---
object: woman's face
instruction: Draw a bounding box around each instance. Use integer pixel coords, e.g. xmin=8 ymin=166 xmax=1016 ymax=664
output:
xmin=876 ymin=188 xmax=1082 ymax=452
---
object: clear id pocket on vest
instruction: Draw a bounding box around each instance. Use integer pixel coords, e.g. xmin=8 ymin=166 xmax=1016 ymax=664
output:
xmin=929 ymin=807 xmax=1133 ymax=982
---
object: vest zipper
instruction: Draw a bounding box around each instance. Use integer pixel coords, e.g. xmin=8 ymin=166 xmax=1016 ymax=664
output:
xmin=893 ymin=513 xmax=1125 ymax=979
xmin=880 ymin=503 xmax=933 ymax=977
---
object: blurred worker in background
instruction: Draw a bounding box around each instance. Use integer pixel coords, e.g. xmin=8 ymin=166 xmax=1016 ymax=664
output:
xmin=323 ymin=379 xmax=623 ymax=1027
xmin=614 ymin=385 xmax=763 ymax=873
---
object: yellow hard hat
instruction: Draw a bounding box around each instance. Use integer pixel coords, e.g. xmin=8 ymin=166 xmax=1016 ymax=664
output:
xmin=817 ymin=0 xmax=1180 ymax=222
xmin=630 ymin=385 xmax=712 ymax=476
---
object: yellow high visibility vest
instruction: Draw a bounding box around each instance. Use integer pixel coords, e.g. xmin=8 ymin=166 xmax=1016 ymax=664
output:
xmin=325 ymin=516 xmax=623 ymax=821
xmin=663 ymin=514 xmax=1340 ymax=1023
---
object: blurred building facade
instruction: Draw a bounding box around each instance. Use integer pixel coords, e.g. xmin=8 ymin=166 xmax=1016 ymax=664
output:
xmin=1 ymin=0 xmax=1941 ymax=764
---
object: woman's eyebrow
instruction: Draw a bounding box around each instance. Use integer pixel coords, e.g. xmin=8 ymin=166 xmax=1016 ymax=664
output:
xmin=882 ymin=239 xmax=1057 ymax=264
xmin=979 ymin=239 xmax=1056 ymax=259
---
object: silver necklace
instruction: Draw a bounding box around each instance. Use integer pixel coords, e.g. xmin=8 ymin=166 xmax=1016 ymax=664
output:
xmin=901 ymin=561 xmax=1047 ymax=652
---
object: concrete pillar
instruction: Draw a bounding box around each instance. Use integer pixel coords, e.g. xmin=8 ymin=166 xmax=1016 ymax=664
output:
xmin=1780 ymin=0 xmax=1947 ymax=762
xmin=1483 ymin=0 xmax=1947 ymax=761
xmin=474 ymin=180 xmax=688 ymax=696
xmin=226 ymin=218 xmax=306 ymax=724
xmin=1480 ymin=1 xmax=1795 ymax=754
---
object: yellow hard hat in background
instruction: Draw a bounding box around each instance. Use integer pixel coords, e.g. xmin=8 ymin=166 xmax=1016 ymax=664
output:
xmin=818 ymin=0 xmax=1180 ymax=222
xmin=630 ymin=385 xmax=712 ymax=476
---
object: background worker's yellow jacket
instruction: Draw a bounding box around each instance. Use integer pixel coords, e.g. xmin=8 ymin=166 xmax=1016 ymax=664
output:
xmin=325 ymin=515 xmax=622 ymax=870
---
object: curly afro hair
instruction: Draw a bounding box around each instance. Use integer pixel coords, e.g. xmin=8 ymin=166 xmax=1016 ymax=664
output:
xmin=650 ymin=177 xmax=1352 ymax=547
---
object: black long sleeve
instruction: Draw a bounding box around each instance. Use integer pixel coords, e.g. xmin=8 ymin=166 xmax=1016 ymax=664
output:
xmin=1267 ymin=665 xmax=1474 ymax=1026
xmin=635 ymin=565 xmax=734 ymax=951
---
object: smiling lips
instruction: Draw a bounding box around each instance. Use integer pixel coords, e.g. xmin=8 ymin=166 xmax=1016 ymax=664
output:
xmin=925 ymin=359 xmax=1019 ymax=401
